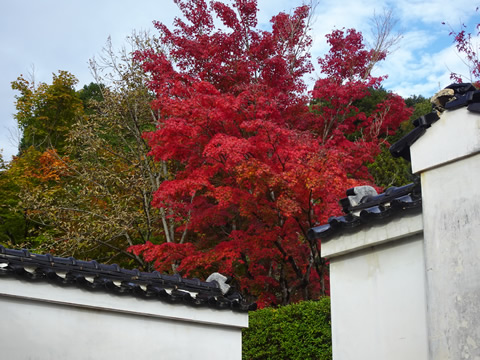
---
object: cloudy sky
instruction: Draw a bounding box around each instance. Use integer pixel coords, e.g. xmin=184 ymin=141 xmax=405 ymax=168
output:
xmin=1 ymin=0 xmax=478 ymax=161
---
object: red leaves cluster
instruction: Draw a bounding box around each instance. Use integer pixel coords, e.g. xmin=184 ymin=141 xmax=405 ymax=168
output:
xmin=446 ymin=15 xmax=480 ymax=86
xmin=130 ymin=0 xmax=411 ymax=306
xmin=319 ymin=28 xmax=385 ymax=83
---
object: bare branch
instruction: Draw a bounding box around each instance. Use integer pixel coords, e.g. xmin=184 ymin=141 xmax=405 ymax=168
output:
xmin=365 ymin=8 xmax=403 ymax=77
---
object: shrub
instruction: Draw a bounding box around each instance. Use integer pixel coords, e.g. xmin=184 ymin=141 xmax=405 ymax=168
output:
xmin=242 ymin=298 xmax=332 ymax=360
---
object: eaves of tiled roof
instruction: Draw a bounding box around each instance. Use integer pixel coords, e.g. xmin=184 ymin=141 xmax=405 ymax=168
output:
xmin=0 ymin=246 xmax=256 ymax=312
xmin=390 ymin=83 xmax=480 ymax=161
xmin=308 ymin=182 xmax=422 ymax=242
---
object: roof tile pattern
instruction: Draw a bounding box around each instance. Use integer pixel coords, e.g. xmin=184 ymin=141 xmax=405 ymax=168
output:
xmin=308 ymin=182 xmax=422 ymax=241
xmin=0 ymin=246 xmax=256 ymax=312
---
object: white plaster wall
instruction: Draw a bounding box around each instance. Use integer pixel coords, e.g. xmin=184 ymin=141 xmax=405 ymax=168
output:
xmin=329 ymin=234 xmax=429 ymax=360
xmin=411 ymin=108 xmax=480 ymax=173
xmin=0 ymin=275 xmax=247 ymax=328
xmin=421 ymin=153 xmax=480 ymax=360
xmin=0 ymin=278 xmax=245 ymax=360
xmin=322 ymin=212 xmax=423 ymax=258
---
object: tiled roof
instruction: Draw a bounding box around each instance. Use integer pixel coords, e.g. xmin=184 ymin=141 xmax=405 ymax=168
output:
xmin=0 ymin=245 xmax=256 ymax=312
xmin=390 ymin=83 xmax=480 ymax=160
xmin=308 ymin=182 xmax=422 ymax=241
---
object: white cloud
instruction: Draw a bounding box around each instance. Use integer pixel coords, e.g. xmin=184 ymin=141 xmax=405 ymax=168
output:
xmin=1 ymin=0 xmax=479 ymax=161
xmin=392 ymin=0 xmax=477 ymax=25
xmin=380 ymin=40 xmax=475 ymax=98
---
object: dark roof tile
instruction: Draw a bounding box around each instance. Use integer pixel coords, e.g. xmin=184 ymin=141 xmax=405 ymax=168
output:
xmin=390 ymin=83 xmax=480 ymax=161
xmin=0 ymin=246 xmax=256 ymax=312
xmin=308 ymin=181 xmax=422 ymax=242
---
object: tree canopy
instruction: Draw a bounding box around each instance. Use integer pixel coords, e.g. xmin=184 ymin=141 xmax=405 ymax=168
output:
xmin=3 ymin=34 xmax=170 ymax=267
xmin=129 ymin=0 xmax=411 ymax=306
xmin=12 ymin=71 xmax=84 ymax=155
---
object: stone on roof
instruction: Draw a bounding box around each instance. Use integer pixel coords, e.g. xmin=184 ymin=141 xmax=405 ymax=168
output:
xmin=0 ymin=245 xmax=256 ymax=312
xmin=308 ymin=182 xmax=422 ymax=241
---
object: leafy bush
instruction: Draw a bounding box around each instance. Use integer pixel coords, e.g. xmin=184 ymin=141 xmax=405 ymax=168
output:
xmin=243 ymin=298 xmax=332 ymax=360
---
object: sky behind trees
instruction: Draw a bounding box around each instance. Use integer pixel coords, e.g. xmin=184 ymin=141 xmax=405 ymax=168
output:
xmin=1 ymin=0 xmax=478 ymax=161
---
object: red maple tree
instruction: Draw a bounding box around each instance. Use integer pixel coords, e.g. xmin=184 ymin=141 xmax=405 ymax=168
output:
xmin=445 ymin=14 xmax=480 ymax=86
xmin=130 ymin=0 xmax=411 ymax=307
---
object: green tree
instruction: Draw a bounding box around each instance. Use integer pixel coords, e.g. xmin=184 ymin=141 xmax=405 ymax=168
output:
xmin=5 ymin=33 xmax=171 ymax=267
xmin=46 ymin=33 xmax=169 ymax=266
xmin=368 ymin=94 xmax=432 ymax=187
xmin=78 ymin=82 xmax=105 ymax=114
xmin=0 ymin=146 xmax=70 ymax=249
xmin=5 ymin=71 xmax=87 ymax=253
xmin=0 ymin=153 xmax=25 ymax=246
xmin=12 ymin=71 xmax=84 ymax=155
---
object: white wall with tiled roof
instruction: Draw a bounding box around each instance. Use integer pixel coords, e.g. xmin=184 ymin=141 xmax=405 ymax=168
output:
xmin=324 ymin=213 xmax=428 ymax=360
xmin=323 ymin=104 xmax=480 ymax=360
xmin=0 ymin=276 xmax=245 ymax=360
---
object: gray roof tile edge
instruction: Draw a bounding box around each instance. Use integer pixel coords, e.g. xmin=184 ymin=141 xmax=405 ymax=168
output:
xmin=0 ymin=246 xmax=256 ymax=312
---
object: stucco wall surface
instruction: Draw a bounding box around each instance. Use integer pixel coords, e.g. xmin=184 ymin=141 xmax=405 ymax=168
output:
xmin=322 ymin=212 xmax=423 ymax=258
xmin=0 ymin=278 xmax=245 ymax=360
xmin=411 ymin=107 xmax=480 ymax=173
xmin=328 ymin=234 xmax=429 ymax=360
xmin=421 ymin=153 xmax=480 ymax=360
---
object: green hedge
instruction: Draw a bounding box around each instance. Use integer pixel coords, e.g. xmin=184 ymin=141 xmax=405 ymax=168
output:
xmin=242 ymin=298 xmax=332 ymax=360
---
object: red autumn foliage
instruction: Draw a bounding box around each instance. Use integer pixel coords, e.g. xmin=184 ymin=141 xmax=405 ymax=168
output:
xmin=445 ymin=10 xmax=480 ymax=86
xmin=129 ymin=0 xmax=412 ymax=307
